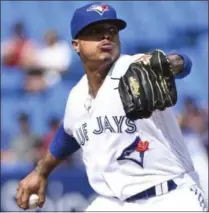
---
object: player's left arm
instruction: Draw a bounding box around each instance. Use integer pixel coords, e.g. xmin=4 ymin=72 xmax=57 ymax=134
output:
xmin=167 ymin=52 xmax=192 ymax=79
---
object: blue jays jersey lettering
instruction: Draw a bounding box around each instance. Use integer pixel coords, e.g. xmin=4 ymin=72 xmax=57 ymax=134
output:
xmin=75 ymin=116 xmax=137 ymax=146
xmin=63 ymin=54 xmax=196 ymax=201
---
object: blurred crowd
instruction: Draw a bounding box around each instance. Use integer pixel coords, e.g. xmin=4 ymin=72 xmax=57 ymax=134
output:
xmin=1 ymin=21 xmax=208 ymax=169
xmin=1 ymin=21 xmax=81 ymax=166
xmin=178 ymin=97 xmax=208 ymax=152
xmin=1 ymin=22 xmax=72 ymax=93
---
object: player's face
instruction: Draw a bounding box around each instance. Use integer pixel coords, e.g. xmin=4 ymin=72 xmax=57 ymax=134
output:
xmin=72 ymin=23 xmax=121 ymax=63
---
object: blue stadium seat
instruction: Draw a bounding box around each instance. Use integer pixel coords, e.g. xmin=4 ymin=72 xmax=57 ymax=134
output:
xmin=16 ymin=93 xmax=49 ymax=135
xmin=131 ymin=2 xmax=171 ymax=44
xmin=1 ymin=129 xmax=11 ymax=150
xmin=43 ymin=82 xmax=73 ymax=120
xmin=1 ymin=2 xmax=15 ymax=40
xmin=1 ymin=67 xmax=25 ymax=94
xmin=1 ymin=97 xmax=21 ymax=137
xmin=175 ymin=45 xmax=207 ymax=105
xmin=187 ymin=1 xmax=208 ymax=30
xmin=13 ymin=1 xmax=48 ymax=41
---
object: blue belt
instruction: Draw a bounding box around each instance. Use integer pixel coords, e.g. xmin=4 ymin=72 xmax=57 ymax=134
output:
xmin=126 ymin=179 xmax=177 ymax=202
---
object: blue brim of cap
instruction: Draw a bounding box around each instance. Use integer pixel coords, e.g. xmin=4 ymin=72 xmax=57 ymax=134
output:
xmin=75 ymin=19 xmax=127 ymax=38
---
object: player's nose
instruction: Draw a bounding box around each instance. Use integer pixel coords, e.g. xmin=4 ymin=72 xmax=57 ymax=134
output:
xmin=101 ymin=33 xmax=112 ymax=41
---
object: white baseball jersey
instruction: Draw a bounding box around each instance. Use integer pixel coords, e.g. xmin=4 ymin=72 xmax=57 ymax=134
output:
xmin=63 ymin=54 xmax=197 ymax=201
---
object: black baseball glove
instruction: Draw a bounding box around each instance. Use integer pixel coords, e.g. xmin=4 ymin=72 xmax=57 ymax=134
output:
xmin=118 ymin=49 xmax=177 ymax=120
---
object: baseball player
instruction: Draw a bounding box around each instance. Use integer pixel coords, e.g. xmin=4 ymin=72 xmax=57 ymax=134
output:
xmin=16 ymin=2 xmax=207 ymax=211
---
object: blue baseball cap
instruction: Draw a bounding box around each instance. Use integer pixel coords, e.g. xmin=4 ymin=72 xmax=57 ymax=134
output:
xmin=70 ymin=2 xmax=127 ymax=39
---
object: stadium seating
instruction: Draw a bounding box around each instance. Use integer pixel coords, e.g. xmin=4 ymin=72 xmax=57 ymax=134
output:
xmin=1 ymin=1 xmax=208 ymax=139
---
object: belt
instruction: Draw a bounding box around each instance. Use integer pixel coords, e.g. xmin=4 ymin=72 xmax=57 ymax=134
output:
xmin=126 ymin=179 xmax=177 ymax=202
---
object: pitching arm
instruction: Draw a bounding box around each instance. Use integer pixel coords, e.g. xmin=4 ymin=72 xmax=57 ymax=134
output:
xmin=34 ymin=124 xmax=80 ymax=178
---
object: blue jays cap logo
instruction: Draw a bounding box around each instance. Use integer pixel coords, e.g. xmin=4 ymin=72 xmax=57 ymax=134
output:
xmin=87 ymin=4 xmax=109 ymax=16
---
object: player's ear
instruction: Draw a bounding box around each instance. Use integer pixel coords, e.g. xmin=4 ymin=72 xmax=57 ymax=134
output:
xmin=72 ymin=39 xmax=80 ymax=54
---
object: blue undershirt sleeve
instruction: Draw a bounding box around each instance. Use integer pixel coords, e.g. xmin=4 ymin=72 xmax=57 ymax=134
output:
xmin=49 ymin=124 xmax=80 ymax=160
xmin=167 ymin=52 xmax=193 ymax=79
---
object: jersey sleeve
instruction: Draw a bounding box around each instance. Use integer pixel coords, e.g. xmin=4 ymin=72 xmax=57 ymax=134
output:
xmin=49 ymin=123 xmax=80 ymax=160
xmin=167 ymin=51 xmax=192 ymax=79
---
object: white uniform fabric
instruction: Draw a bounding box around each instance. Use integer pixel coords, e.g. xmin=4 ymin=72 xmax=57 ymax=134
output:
xmin=85 ymin=184 xmax=206 ymax=211
xmin=63 ymin=54 xmax=207 ymax=211
xmin=184 ymin=133 xmax=208 ymax=202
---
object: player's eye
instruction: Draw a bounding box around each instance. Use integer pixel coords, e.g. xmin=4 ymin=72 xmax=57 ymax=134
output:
xmin=86 ymin=26 xmax=119 ymax=36
xmin=108 ymin=27 xmax=119 ymax=34
xmin=91 ymin=27 xmax=103 ymax=34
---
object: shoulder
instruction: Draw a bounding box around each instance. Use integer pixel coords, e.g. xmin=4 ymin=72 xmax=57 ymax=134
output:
xmin=63 ymin=75 xmax=87 ymax=133
xmin=64 ymin=75 xmax=87 ymax=111
xmin=116 ymin=53 xmax=146 ymax=64
xmin=119 ymin=53 xmax=147 ymax=62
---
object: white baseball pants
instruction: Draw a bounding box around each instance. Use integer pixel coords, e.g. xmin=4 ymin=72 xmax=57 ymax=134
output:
xmin=85 ymin=182 xmax=207 ymax=211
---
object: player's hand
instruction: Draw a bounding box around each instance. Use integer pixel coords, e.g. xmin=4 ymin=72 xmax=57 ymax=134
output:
xmin=16 ymin=170 xmax=47 ymax=210
xmin=118 ymin=49 xmax=177 ymax=120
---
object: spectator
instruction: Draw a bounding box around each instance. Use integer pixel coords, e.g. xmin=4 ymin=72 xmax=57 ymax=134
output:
xmin=178 ymin=96 xmax=208 ymax=152
xmin=1 ymin=129 xmax=12 ymax=162
xmin=24 ymin=67 xmax=46 ymax=93
xmin=36 ymin=30 xmax=72 ymax=87
xmin=7 ymin=113 xmax=43 ymax=163
xmin=1 ymin=129 xmax=11 ymax=151
xmin=1 ymin=21 xmax=38 ymax=70
xmin=179 ymin=97 xmax=207 ymax=135
xmin=1 ymin=21 xmax=47 ymax=93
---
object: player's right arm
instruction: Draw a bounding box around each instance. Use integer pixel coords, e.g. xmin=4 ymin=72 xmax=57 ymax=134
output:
xmin=16 ymin=124 xmax=80 ymax=210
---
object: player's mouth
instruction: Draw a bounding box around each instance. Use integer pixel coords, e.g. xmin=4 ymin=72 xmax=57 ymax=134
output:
xmin=99 ymin=42 xmax=114 ymax=52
